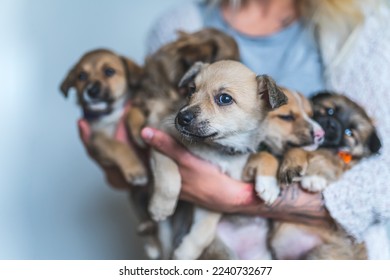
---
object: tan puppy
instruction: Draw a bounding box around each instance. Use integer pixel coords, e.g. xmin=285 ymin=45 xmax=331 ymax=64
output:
xmin=243 ymin=90 xmax=325 ymax=204
xmin=128 ymin=28 xmax=240 ymax=259
xmin=60 ymin=49 xmax=147 ymax=185
xmin=205 ymin=89 xmax=325 ymax=260
xmin=149 ymin=60 xmax=288 ymax=259
xmin=271 ymin=92 xmax=381 ymax=260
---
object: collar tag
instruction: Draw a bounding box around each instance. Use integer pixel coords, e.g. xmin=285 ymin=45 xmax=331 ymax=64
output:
xmin=338 ymin=151 xmax=352 ymax=164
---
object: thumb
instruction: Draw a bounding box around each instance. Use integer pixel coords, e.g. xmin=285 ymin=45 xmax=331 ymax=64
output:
xmin=141 ymin=127 xmax=190 ymax=164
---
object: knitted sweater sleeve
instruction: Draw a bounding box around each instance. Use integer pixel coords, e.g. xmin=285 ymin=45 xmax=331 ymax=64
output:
xmin=323 ymin=10 xmax=390 ymax=241
xmin=145 ymin=2 xmax=204 ymax=54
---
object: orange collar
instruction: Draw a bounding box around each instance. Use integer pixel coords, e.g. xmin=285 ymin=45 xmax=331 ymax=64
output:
xmin=338 ymin=150 xmax=352 ymax=164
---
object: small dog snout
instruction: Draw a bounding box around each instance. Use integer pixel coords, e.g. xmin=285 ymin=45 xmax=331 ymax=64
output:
xmin=177 ymin=111 xmax=195 ymax=126
xmin=314 ymin=128 xmax=325 ymax=143
xmin=87 ymin=82 xmax=101 ymax=98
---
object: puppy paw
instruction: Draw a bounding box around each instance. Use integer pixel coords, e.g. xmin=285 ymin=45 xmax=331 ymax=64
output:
xmin=255 ymin=176 xmax=280 ymax=205
xmin=173 ymin=241 xmax=202 ymax=260
xmin=144 ymin=242 xmax=161 ymax=260
xmin=278 ymin=165 xmax=303 ymax=184
xmin=122 ymin=167 xmax=148 ymax=186
xmin=242 ymin=166 xmax=256 ymax=182
xmin=137 ymin=220 xmax=157 ymax=235
xmin=301 ymin=175 xmax=328 ymax=192
xmin=148 ymin=199 xmax=176 ymax=221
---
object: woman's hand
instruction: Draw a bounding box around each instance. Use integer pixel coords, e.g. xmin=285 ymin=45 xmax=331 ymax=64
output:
xmin=141 ymin=127 xmax=257 ymax=212
xmin=141 ymin=127 xmax=334 ymax=227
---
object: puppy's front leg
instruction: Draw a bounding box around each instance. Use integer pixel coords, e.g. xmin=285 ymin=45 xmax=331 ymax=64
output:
xmin=149 ymin=149 xmax=181 ymax=221
xmin=243 ymin=152 xmax=280 ymax=205
xmin=173 ymin=208 xmax=221 ymax=260
xmin=126 ymin=107 xmax=147 ymax=148
xmin=278 ymin=148 xmax=309 ymax=185
xmin=90 ymin=132 xmax=147 ymax=186
xmin=300 ymin=152 xmax=343 ymax=192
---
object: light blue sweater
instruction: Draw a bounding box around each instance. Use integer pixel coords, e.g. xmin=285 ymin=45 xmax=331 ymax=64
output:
xmin=147 ymin=2 xmax=326 ymax=96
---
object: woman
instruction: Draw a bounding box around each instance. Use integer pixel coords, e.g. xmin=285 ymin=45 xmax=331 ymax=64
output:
xmin=79 ymin=0 xmax=390 ymax=259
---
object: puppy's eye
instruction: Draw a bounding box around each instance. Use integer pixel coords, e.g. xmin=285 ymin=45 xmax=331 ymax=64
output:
xmin=215 ymin=93 xmax=233 ymax=106
xmin=278 ymin=114 xmax=295 ymax=122
xmin=104 ymin=67 xmax=115 ymax=77
xmin=78 ymin=72 xmax=88 ymax=81
xmin=188 ymin=85 xmax=196 ymax=97
xmin=326 ymin=107 xmax=335 ymax=116
xmin=344 ymin=128 xmax=353 ymax=137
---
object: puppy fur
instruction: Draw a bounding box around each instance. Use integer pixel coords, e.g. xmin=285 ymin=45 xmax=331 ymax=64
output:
xmin=273 ymin=92 xmax=381 ymax=259
xmin=126 ymin=28 xmax=240 ymax=148
xmin=60 ymin=49 xmax=160 ymax=258
xmin=60 ymin=49 xmax=147 ymax=185
xmin=243 ymin=90 xmax=325 ymax=204
xmin=130 ymin=28 xmax=240 ymax=259
xmin=149 ymin=60 xmax=288 ymax=259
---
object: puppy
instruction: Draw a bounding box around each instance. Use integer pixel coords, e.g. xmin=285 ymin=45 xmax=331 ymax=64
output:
xmin=272 ymin=92 xmax=382 ymax=259
xmin=60 ymin=49 xmax=147 ymax=186
xmin=243 ymin=90 xmax=325 ymax=204
xmin=130 ymin=28 xmax=240 ymax=259
xmin=60 ymin=49 xmax=159 ymax=257
xmin=149 ymin=60 xmax=288 ymax=259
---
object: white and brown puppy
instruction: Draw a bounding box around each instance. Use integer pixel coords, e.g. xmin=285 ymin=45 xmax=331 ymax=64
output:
xmin=270 ymin=92 xmax=382 ymax=260
xmin=243 ymin=90 xmax=325 ymax=204
xmin=60 ymin=49 xmax=147 ymax=186
xmin=149 ymin=60 xmax=288 ymax=259
xmin=60 ymin=49 xmax=162 ymax=257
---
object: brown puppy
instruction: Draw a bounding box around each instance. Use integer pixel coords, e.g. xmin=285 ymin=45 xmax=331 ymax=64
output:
xmin=272 ymin=92 xmax=382 ymax=259
xmin=60 ymin=49 xmax=161 ymax=258
xmin=149 ymin=60 xmax=288 ymax=259
xmin=243 ymin=90 xmax=325 ymax=204
xmin=60 ymin=49 xmax=147 ymax=186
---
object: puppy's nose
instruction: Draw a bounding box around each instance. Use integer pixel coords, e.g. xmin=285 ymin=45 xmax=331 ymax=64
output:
xmin=177 ymin=110 xmax=195 ymax=126
xmin=313 ymin=128 xmax=325 ymax=144
xmin=311 ymin=123 xmax=325 ymax=144
xmin=87 ymin=82 xmax=101 ymax=98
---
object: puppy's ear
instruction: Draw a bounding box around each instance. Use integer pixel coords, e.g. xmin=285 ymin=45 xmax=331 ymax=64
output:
xmin=368 ymin=129 xmax=382 ymax=154
xmin=179 ymin=44 xmax=214 ymax=69
xmin=210 ymin=34 xmax=240 ymax=62
xmin=121 ymin=57 xmax=144 ymax=88
xmin=60 ymin=66 xmax=77 ymax=98
xmin=176 ymin=30 xmax=189 ymax=38
xmin=178 ymin=62 xmax=206 ymax=96
xmin=256 ymin=75 xmax=288 ymax=109
xmin=178 ymin=61 xmax=205 ymax=88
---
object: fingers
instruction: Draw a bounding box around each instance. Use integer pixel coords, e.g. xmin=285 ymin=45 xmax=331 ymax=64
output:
xmin=78 ymin=119 xmax=91 ymax=145
xmin=141 ymin=127 xmax=191 ymax=164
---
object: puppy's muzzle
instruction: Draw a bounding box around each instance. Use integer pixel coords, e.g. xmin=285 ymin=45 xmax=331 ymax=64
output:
xmin=177 ymin=110 xmax=195 ymax=127
xmin=316 ymin=116 xmax=343 ymax=147
xmin=175 ymin=109 xmax=217 ymax=140
xmin=86 ymin=81 xmax=102 ymax=100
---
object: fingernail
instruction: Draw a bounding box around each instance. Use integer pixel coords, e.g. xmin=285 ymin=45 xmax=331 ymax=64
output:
xmin=141 ymin=127 xmax=154 ymax=143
